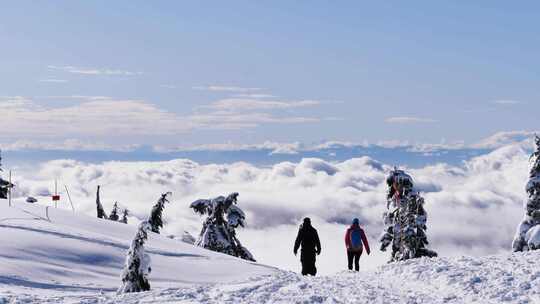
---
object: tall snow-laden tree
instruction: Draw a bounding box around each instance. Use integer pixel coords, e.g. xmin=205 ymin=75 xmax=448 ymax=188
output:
xmin=109 ymin=202 xmax=120 ymax=221
xmin=380 ymin=168 xmax=437 ymax=262
xmin=512 ymin=136 xmax=540 ymax=251
xmin=148 ymin=192 xmax=171 ymax=234
xmin=96 ymin=185 xmax=108 ymax=219
xmin=120 ymin=208 xmax=129 ymax=224
xmin=118 ymin=221 xmax=152 ymax=293
xmin=190 ymin=192 xmax=255 ymax=261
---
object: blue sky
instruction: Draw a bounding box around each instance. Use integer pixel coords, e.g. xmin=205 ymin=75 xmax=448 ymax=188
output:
xmin=1 ymin=1 xmax=538 ymax=150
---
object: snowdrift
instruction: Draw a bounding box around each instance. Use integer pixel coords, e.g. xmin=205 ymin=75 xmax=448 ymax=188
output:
xmin=0 ymin=202 xmax=276 ymax=301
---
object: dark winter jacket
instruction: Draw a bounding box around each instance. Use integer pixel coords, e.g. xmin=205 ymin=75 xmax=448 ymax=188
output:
xmin=294 ymin=223 xmax=321 ymax=254
xmin=345 ymin=224 xmax=370 ymax=254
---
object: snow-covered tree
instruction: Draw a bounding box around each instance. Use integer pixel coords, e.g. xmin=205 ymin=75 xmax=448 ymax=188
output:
xmin=512 ymin=136 xmax=540 ymax=251
xmin=118 ymin=221 xmax=152 ymax=293
xmin=120 ymin=209 xmax=129 ymax=224
xmin=0 ymin=151 xmax=13 ymax=200
xmin=148 ymin=192 xmax=171 ymax=234
xmin=380 ymin=168 xmax=437 ymax=262
xmin=109 ymin=202 xmax=120 ymax=221
xmin=96 ymin=185 xmax=108 ymax=219
xmin=190 ymin=192 xmax=255 ymax=261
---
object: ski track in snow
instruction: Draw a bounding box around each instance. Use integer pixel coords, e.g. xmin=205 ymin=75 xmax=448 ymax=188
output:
xmin=1 ymin=203 xmax=540 ymax=303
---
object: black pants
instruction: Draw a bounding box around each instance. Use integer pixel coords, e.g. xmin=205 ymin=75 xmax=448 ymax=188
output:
xmin=347 ymin=250 xmax=361 ymax=271
xmin=301 ymin=251 xmax=317 ymax=276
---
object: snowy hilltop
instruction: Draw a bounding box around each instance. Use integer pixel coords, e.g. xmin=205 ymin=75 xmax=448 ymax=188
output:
xmin=0 ymin=202 xmax=539 ymax=303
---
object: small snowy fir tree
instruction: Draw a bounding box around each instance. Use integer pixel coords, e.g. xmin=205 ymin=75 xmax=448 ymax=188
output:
xmin=120 ymin=208 xmax=129 ymax=224
xmin=118 ymin=221 xmax=152 ymax=293
xmin=190 ymin=192 xmax=255 ymax=261
xmin=512 ymin=136 xmax=540 ymax=251
xmin=96 ymin=185 xmax=108 ymax=219
xmin=0 ymin=151 xmax=13 ymax=200
xmin=380 ymin=168 xmax=437 ymax=262
xmin=148 ymin=192 xmax=171 ymax=234
xmin=109 ymin=202 xmax=120 ymax=221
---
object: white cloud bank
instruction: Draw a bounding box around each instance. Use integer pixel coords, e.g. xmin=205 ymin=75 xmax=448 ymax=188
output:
xmin=7 ymin=143 xmax=530 ymax=274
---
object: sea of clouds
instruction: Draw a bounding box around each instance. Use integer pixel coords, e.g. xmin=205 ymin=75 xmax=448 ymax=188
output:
xmin=6 ymin=140 xmax=533 ymax=275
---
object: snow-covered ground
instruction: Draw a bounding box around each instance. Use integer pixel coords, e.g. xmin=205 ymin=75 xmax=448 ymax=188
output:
xmin=0 ymin=202 xmax=539 ymax=303
xmin=0 ymin=202 xmax=276 ymax=302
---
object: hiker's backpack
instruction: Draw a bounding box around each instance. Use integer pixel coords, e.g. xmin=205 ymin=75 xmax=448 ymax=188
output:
xmin=350 ymin=228 xmax=363 ymax=251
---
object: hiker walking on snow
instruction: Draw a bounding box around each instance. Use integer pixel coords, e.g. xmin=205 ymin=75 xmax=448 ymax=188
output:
xmin=345 ymin=218 xmax=370 ymax=271
xmin=294 ymin=217 xmax=321 ymax=276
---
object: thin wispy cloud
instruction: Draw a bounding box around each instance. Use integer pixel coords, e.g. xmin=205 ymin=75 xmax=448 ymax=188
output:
xmin=160 ymin=84 xmax=178 ymax=89
xmin=38 ymin=79 xmax=68 ymax=83
xmin=201 ymin=98 xmax=320 ymax=111
xmin=0 ymin=96 xmax=323 ymax=138
xmin=47 ymin=65 xmax=143 ymax=76
xmin=2 ymin=139 xmax=139 ymax=152
xmin=385 ymin=116 xmax=438 ymax=124
xmin=39 ymin=95 xmax=114 ymax=101
xmin=492 ymin=99 xmax=522 ymax=105
xmin=193 ymin=85 xmax=264 ymax=93
xmin=234 ymin=94 xmax=276 ymax=99
xmin=0 ymin=98 xmax=189 ymax=137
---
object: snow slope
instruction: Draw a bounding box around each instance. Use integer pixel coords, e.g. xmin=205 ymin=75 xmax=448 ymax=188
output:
xmin=1 ymin=202 xmax=539 ymax=303
xmin=0 ymin=202 xmax=276 ymax=301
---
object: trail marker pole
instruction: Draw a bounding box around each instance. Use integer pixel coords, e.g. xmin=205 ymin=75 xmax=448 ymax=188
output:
xmin=51 ymin=179 xmax=61 ymax=208
xmin=8 ymin=170 xmax=11 ymax=207
xmin=64 ymin=185 xmax=75 ymax=213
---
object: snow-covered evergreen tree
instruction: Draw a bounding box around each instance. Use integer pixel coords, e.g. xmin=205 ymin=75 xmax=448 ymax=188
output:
xmin=190 ymin=192 xmax=255 ymax=261
xmin=118 ymin=221 xmax=152 ymax=293
xmin=380 ymin=168 xmax=437 ymax=262
xmin=148 ymin=192 xmax=171 ymax=234
xmin=512 ymin=136 xmax=540 ymax=251
xmin=96 ymin=185 xmax=108 ymax=219
xmin=120 ymin=209 xmax=129 ymax=224
xmin=109 ymin=202 xmax=120 ymax=221
xmin=0 ymin=151 xmax=13 ymax=200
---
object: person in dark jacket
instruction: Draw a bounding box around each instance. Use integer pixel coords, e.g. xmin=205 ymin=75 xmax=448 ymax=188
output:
xmin=293 ymin=217 xmax=321 ymax=276
xmin=344 ymin=218 xmax=370 ymax=271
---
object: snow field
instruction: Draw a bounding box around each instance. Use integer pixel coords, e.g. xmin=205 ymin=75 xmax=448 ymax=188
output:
xmin=0 ymin=194 xmax=539 ymax=303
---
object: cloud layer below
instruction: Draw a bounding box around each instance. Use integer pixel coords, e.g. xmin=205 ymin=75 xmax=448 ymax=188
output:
xmin=6 ymin=142 xmax=531 ymax=274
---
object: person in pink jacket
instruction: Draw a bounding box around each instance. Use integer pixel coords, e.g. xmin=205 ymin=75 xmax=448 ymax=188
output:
xmin=344 ymin=218 xmax=370 ymax=271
